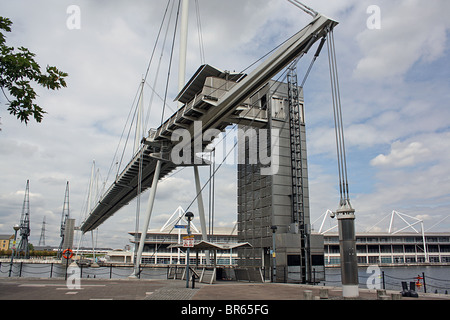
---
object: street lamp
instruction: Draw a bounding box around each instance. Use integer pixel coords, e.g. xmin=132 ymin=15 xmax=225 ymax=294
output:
xmin=271 ymin=225 xmax=277 ymax=282
xmin=185 ymin=212 xmax=194 ymax=288
xmin=9 ymin=224 xmax=20 ymax=277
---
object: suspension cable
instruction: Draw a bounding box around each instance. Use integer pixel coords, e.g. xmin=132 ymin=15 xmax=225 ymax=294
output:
xmin=160 ymin=0 xmax=181 ymax=125
xmin=176 ymin=26 xmax=329 ymax=218
xmin=135 ymin=0 xmax=173 ymax=249
xmin=104 ymin=0 xmax=172 ymax=187
xmin=145 ymin=0 xmax=177 ymax=131
xmin=106 ymin=82 xmax=142 ymax=182
xmin=181 ymin=51 xmax=316 ymax=217
xmin=143 ymin=0 xmax=171 ymax=84
xmin=195 ymin=0 xmax=206 ymax=64
xmin=327 ymin=28 xmax=350 ymax=204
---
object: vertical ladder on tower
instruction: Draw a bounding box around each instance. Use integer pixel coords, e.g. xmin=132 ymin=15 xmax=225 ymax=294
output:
xmin=287 ymin=66 xmax=304 ymax=225
xmin=287 ymin=65 xmax=309 ymax=283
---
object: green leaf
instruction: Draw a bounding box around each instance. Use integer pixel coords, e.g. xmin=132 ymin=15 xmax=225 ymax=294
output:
xmin=0 ymin=16 xmax=68 ymax=124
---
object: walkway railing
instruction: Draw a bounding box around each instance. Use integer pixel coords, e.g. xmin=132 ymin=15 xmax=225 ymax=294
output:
xmin=0 ymin=262 xmax=168 ymax=280
xmin=324 ymin=269 xmax=450 ymax=294
xmin=2 ymin=262 xmax=450 ymax=295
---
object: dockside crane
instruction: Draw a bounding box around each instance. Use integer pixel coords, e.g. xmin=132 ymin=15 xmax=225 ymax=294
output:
xmin=38 ymin=216 xmax=46 ymax=247
xmin=17 ymin=180 xmax=31 ymax=258
xmin=57 ymin=181 xmax=70 ymax=258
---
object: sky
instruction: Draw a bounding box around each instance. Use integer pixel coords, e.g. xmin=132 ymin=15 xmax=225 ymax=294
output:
xmin=1 ymin=0 xmax=449 ymax=249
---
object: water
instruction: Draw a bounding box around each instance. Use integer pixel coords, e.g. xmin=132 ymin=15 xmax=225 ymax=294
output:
xmin=323 ymin=265 xmax=450 ymax=293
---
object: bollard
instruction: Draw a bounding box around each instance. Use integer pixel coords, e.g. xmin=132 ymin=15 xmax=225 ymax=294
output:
xmin=303 ymin=290 xmax=313 ymax=300
xmin=391 ymin=293 xmax=402 ymax=300
xmin=377 ymin=289 xmax=386 ymax=300
xmin=192 ymin=273 xmax=196 ymax=289
xmin=319 ymin=288 xmax=329 ymax=299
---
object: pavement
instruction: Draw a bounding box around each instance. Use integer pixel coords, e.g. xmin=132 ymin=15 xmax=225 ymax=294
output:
xmin=1 ymin=277 xmax=449 ymax=301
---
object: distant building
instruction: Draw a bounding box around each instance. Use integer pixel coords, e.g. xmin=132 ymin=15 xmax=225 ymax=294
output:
xmin=127 ymin=227 xmax=239 ymax=265
xmin=0 ymin=234 xmax=14 ymax=251
xmin=124 ymin=229 xmax=450 ymax=268
xmin=322 ymin=232 xmax=450 ymax=266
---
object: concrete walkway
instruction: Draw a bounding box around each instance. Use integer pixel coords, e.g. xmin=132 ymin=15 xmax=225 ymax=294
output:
xmin=0 ymin=277 xmax=449 ymax=301
xmin=190 ymin=281 xmax=450 ymax=300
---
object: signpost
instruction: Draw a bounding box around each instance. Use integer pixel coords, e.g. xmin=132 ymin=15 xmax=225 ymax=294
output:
xmin=185 ymin=212 xmax=194 ymax=288
xmin=183 ymin=235 xmax=194 ymax=248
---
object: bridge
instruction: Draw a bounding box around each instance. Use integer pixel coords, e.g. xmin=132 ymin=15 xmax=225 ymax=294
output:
xmin=78 ymin=1 xmax=359 ymax=298
xmin=80 ymin=14 xmax=337 ymax=233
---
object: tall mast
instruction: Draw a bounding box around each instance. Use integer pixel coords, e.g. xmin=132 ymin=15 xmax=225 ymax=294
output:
xmin=57 ymin=181 xmax=70 ymax=258
xmin=132 ymin=0 xmax=194 ymax=277
xmin=87 ymin=161 xmax=98 ymax=263
xmin=178 ymin=0 xmax=209 ymax=256
xmin=87 ymin=160 xmax=95 ymax=215
xmin=134 ymin=79 xmax=145 ymax=153
xmin=178 ymin=0 xmax=189 ymax=95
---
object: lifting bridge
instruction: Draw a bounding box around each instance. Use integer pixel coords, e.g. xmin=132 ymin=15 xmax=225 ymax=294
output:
xmin=79 ymin=2 xmax=359 ymax=296
xmin=80 ymin=14 xmax=338 ymax=234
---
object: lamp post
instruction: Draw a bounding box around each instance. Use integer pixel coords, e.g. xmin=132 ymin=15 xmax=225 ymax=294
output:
xmin=9 ymin=224 xmax=20 ymax=277
xmin=185 ymin=211 xmax=194 ymax=288
xmin=271 ymin=225 xmax=277 ymax=282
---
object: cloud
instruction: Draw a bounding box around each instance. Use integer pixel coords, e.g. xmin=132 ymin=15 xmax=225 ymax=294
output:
xmin=415 ymin=214 xmax=432 ymax=221
xmin=371 ymin=132 xmax=450 ymax=168
xmin=354 ymin=0 xmax=450 ymax=80
xmin=352 ymin=131 xmax=450 ymax=232
xmin=0 ymin=139 xmax=40 ymax=158
xmin=157 ymin=176 xmax=195 ymax=203
xmin=371 ymin=141 xmax=430 ymax=167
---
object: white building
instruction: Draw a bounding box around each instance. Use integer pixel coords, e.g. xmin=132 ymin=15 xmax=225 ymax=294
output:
xmin=127 ymin=227 xmax=239 ymax=265
xmin=323 ymin=232 xmax=450 ymax=266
